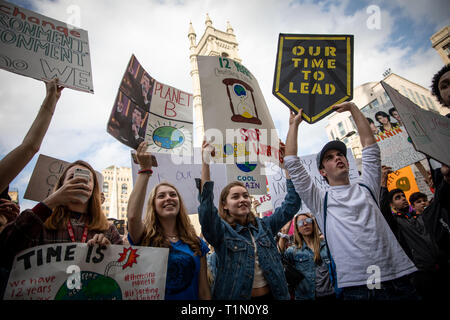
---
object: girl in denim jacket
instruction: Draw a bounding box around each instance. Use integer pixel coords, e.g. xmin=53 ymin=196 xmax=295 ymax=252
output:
xmin=198 ymin=141 xmax=301 ymax=300
xmin=284 ymin=213 xmax=335 ymax=300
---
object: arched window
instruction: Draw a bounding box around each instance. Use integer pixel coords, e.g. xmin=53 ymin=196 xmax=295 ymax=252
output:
xmin=221 ymin=52 xmax=229 ymax=57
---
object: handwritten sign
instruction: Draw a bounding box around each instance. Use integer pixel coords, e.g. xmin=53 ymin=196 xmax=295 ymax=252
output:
xmin=382 ymin=81 xmax=450 ymax=166
xmin=386 ymin=166 xmax=419 ymax=202
xmin=197 ymin=56 xmax=280 ymax=165
xmin=131 ymin=149 xmax=227 ymax=215
xmin=24 ymin=154 xmax=103 ymax=203
xmin=107 ymin=55 xmax=193 ymax=154
xmin=226 ymin=162 xmax=267 ymax=195
xmin=4 ymin=243 xmax=168 ymax=300
xmin=273 ymin=34 xmax=353 ymax=123
xmin=0 ymin=0 xmax=93 ymax=93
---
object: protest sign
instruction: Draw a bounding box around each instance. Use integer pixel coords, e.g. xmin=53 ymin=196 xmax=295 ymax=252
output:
xmin=130 ymin=149 xmax=227 ymax=215
xmin=24 ymin=154 xmax=103 ymax=202
xmin=264 ymin=149 xmax=359 ymax=215
xmin=0 ymin=0 xmax=94 ymax=93
xmin=4 ymin=243 xmax=168 ymax=300
xmin=226 ymin=162 xmax=267 ymax=195
xmin=382 ymin=81 xmax=450 ymax=166
xmin=386 ymin=166 xmax=419 ymax=203
xmin=361 ymin=87 xmax=426 ymax=170
xmin=273 ymin=34 xmax=353 ymax=123
xmin=107 ymin=55 xmax=193 ymax=155
xmin=197 ymin=55 xmax=280 ymax=166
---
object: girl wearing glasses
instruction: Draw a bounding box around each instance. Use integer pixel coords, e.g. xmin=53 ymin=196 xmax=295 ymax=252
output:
xmin=283 ymin=213 xmax=336 ymax=300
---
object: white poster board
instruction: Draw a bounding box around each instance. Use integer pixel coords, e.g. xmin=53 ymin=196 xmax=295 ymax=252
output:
xmin=131 ymin=149 xmax=227 ymax=215
xmin=4 ymin=243 xmax=168 ymax=300
xmin=0 ymin=0 xmax=94 ymax=93
xmin=382 ymin=81 xmax=450 ymax=166
xmin=197 ymin=55 xmax=280 ymax=166
xmin=226 ymin=162 xmax=267 ymax=195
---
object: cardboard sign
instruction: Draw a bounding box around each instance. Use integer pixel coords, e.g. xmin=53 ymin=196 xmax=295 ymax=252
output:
xmin=131 ymin=149 xmax=227 ymax=215
xmin=24 ymin=154 xmax=103 ymax=202
xmin=107 ymin=55 xmax=193 ymax=155
xmin=197 ymin=55 xmax=280 ymax=166
xmin=264 ymin=148 xmax=359 ymax=214
xmin=0 ymin=0 xmax=94 ymax=93
xmin=382 ymin=81 xmax=450 ymax=166
xmin=386 ymin=166 xmax=419 ymax=203
xmin=226 ymin=162 xmax=267 ymax=195
xmin=4 ymin=243 xmax=168 ymax=300
xmin=273 ymin=34 xmax=353 ymax=123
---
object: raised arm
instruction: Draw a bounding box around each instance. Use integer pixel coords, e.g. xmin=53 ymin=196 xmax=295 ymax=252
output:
xmin=201 ymin=140 xmax=214 ymax=191
xmin=127 ymin=141 xmax=153 ymax=244
xmin=285 ymin=109 xmax=303 ymax=156
xmin=0 ymin=78 xmax=63 ymax=192
xmin=332 ymin=102 xmax=376 ymax=148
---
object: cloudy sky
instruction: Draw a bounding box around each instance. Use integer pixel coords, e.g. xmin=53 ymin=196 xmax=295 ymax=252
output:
xmin=1 ymin=0 xmax=449 ymax=209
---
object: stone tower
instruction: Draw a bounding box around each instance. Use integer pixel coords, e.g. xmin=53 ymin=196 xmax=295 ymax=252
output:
xmin=188 ymin=14 xmax=241 ymax=146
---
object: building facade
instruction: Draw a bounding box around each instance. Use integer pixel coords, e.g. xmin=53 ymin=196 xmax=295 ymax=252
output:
xmin=101 ymin=165 xmax=133 ymax=222
xmin=188 ymin=14 xmax=241 ymax=146
xmin=431 ymin=25 xmax=450 ymax=65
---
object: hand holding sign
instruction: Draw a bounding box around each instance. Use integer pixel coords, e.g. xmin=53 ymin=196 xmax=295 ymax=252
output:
xmin=136 ymin=141 xmax=154 ymax=171
xmin=87 ymin=234 xmax=111 ymax=247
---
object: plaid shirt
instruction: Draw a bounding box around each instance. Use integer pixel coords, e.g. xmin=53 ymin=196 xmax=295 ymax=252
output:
xmin=0 ymin=202 xmax=123 ymax=270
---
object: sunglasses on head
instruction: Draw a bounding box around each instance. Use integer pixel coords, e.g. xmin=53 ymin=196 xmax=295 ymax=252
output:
xmin=297 ymin=217 xmax=313 ymax=227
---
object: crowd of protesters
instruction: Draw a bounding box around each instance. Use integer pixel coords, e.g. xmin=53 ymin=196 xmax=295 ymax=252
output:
xmin=0 ymin=64 xmax=449 ymax=301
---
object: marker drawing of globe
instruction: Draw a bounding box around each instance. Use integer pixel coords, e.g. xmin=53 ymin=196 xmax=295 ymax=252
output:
xmin=55 ymin=271 xmax=122 ymax=300
xmin=153 ymin=126 xmax=185 ymax=149
xmin=234 ymin=84 xmax=247 ymax=97
xmin=236 ymin=162 xmax=257 ymax=173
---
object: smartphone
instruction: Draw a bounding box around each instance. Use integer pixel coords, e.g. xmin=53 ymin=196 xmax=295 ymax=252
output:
xmin=74 ymin=168 xmax=91 ymax=181
xmin=131 ymin=152 xmax=158 ymax=167
xmin=73 ymin=168 xmax=90 ymax=203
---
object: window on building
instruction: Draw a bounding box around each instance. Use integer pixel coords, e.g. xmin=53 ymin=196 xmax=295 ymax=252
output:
xmin=338 ymin=122 xmax=345 ymax=137
xmin=407 ymin=89 xmax=417 ymax=103
xmin=103 ymin=182 xmax=109 ymax=193
xmin=330 ymin=130 xmax=335 ymax=140
xmin=401 ymin=86 xmax=409 ymax=98
xmin=426 ymin=97 xmax=438 ymax=111
xmin=221 ymin=52 xmax=229 ymax=57
xmin=421 ymin=94 xmax=431 ymax=109
xmin=370 ymin=99 xmax=379 ymax=109
xmin=415 ymin=91 xmax=424 ymax=106
xmin=121 ymin=184 xmax=127 ymax=194
xmin=122 ymin=207 xmax=125 ymax=211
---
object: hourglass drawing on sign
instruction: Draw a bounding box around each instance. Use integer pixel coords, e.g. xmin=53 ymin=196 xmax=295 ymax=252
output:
xmin=222 ymin=78 xmax=262 ymax=125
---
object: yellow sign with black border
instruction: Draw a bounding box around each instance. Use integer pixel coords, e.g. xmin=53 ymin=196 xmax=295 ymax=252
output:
xmin=273 ymin=34 xmax=353 ymax=123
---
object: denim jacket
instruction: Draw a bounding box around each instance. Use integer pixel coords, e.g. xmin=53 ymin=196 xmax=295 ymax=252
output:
xmin=284 ymin=241 xmax=333 ymax=300
xmin=196 ymin=178 xmax=301 ymax=300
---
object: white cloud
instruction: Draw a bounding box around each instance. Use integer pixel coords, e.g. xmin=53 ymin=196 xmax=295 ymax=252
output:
xmin=0 ymin=0 xmax=447 ymax=208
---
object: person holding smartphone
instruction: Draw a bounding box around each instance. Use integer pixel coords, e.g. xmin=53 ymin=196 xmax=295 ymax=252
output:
xmin=0 ymin=160 xmax=123 ymax=276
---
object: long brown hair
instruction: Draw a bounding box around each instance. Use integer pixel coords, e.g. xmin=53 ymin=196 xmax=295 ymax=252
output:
xmin=218 ymin=181 xmax=256 ymax=228
xmin=44 ymin=160 xmax=109 ymax=232
xmin=293 ymin=213 xmax=322 ymax=264
xmin=140 ymin=182 xmax=201 ymax=256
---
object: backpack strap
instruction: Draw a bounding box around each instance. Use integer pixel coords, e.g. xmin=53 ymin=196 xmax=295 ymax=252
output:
xmin=323 ymin=192 xmax=339 ymax=289
xmin=358 ymin=183 xmax=378 ymax=207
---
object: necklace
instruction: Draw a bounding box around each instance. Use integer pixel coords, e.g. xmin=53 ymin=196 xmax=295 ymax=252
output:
xmin=165 ymin=234 xmax=178 ymax=240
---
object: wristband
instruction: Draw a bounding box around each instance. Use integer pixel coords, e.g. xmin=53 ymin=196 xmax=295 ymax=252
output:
xmin=138 ymin=169 xmax=153 ymax=175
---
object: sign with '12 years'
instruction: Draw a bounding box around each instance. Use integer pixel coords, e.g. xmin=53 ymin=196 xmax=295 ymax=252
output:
xmin=273 ymin=34 xmax=353 ymax=123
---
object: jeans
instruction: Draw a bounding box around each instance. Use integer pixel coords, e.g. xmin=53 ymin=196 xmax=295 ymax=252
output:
xmin=341 ymin=275 xmax=419 ymax=300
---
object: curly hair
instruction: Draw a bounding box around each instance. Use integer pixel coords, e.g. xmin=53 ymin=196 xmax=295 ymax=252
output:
xmin=431 ymin=64 xmax=450 ymax=107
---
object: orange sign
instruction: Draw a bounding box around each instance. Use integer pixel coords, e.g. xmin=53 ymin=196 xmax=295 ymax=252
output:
xmin=387 ymin=166 xmax=419 ymax=203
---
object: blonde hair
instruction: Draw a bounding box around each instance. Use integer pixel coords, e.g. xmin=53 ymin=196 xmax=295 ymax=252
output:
xmin=218 ymin=181 xmax=256 ymax=228
xmin=44 ymin=160 xmax=109 ymax=232
xmin=140 ymin=182 xmax=201 ymax=256
xmin=293 ymin=213 xmax=322 ymax=264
